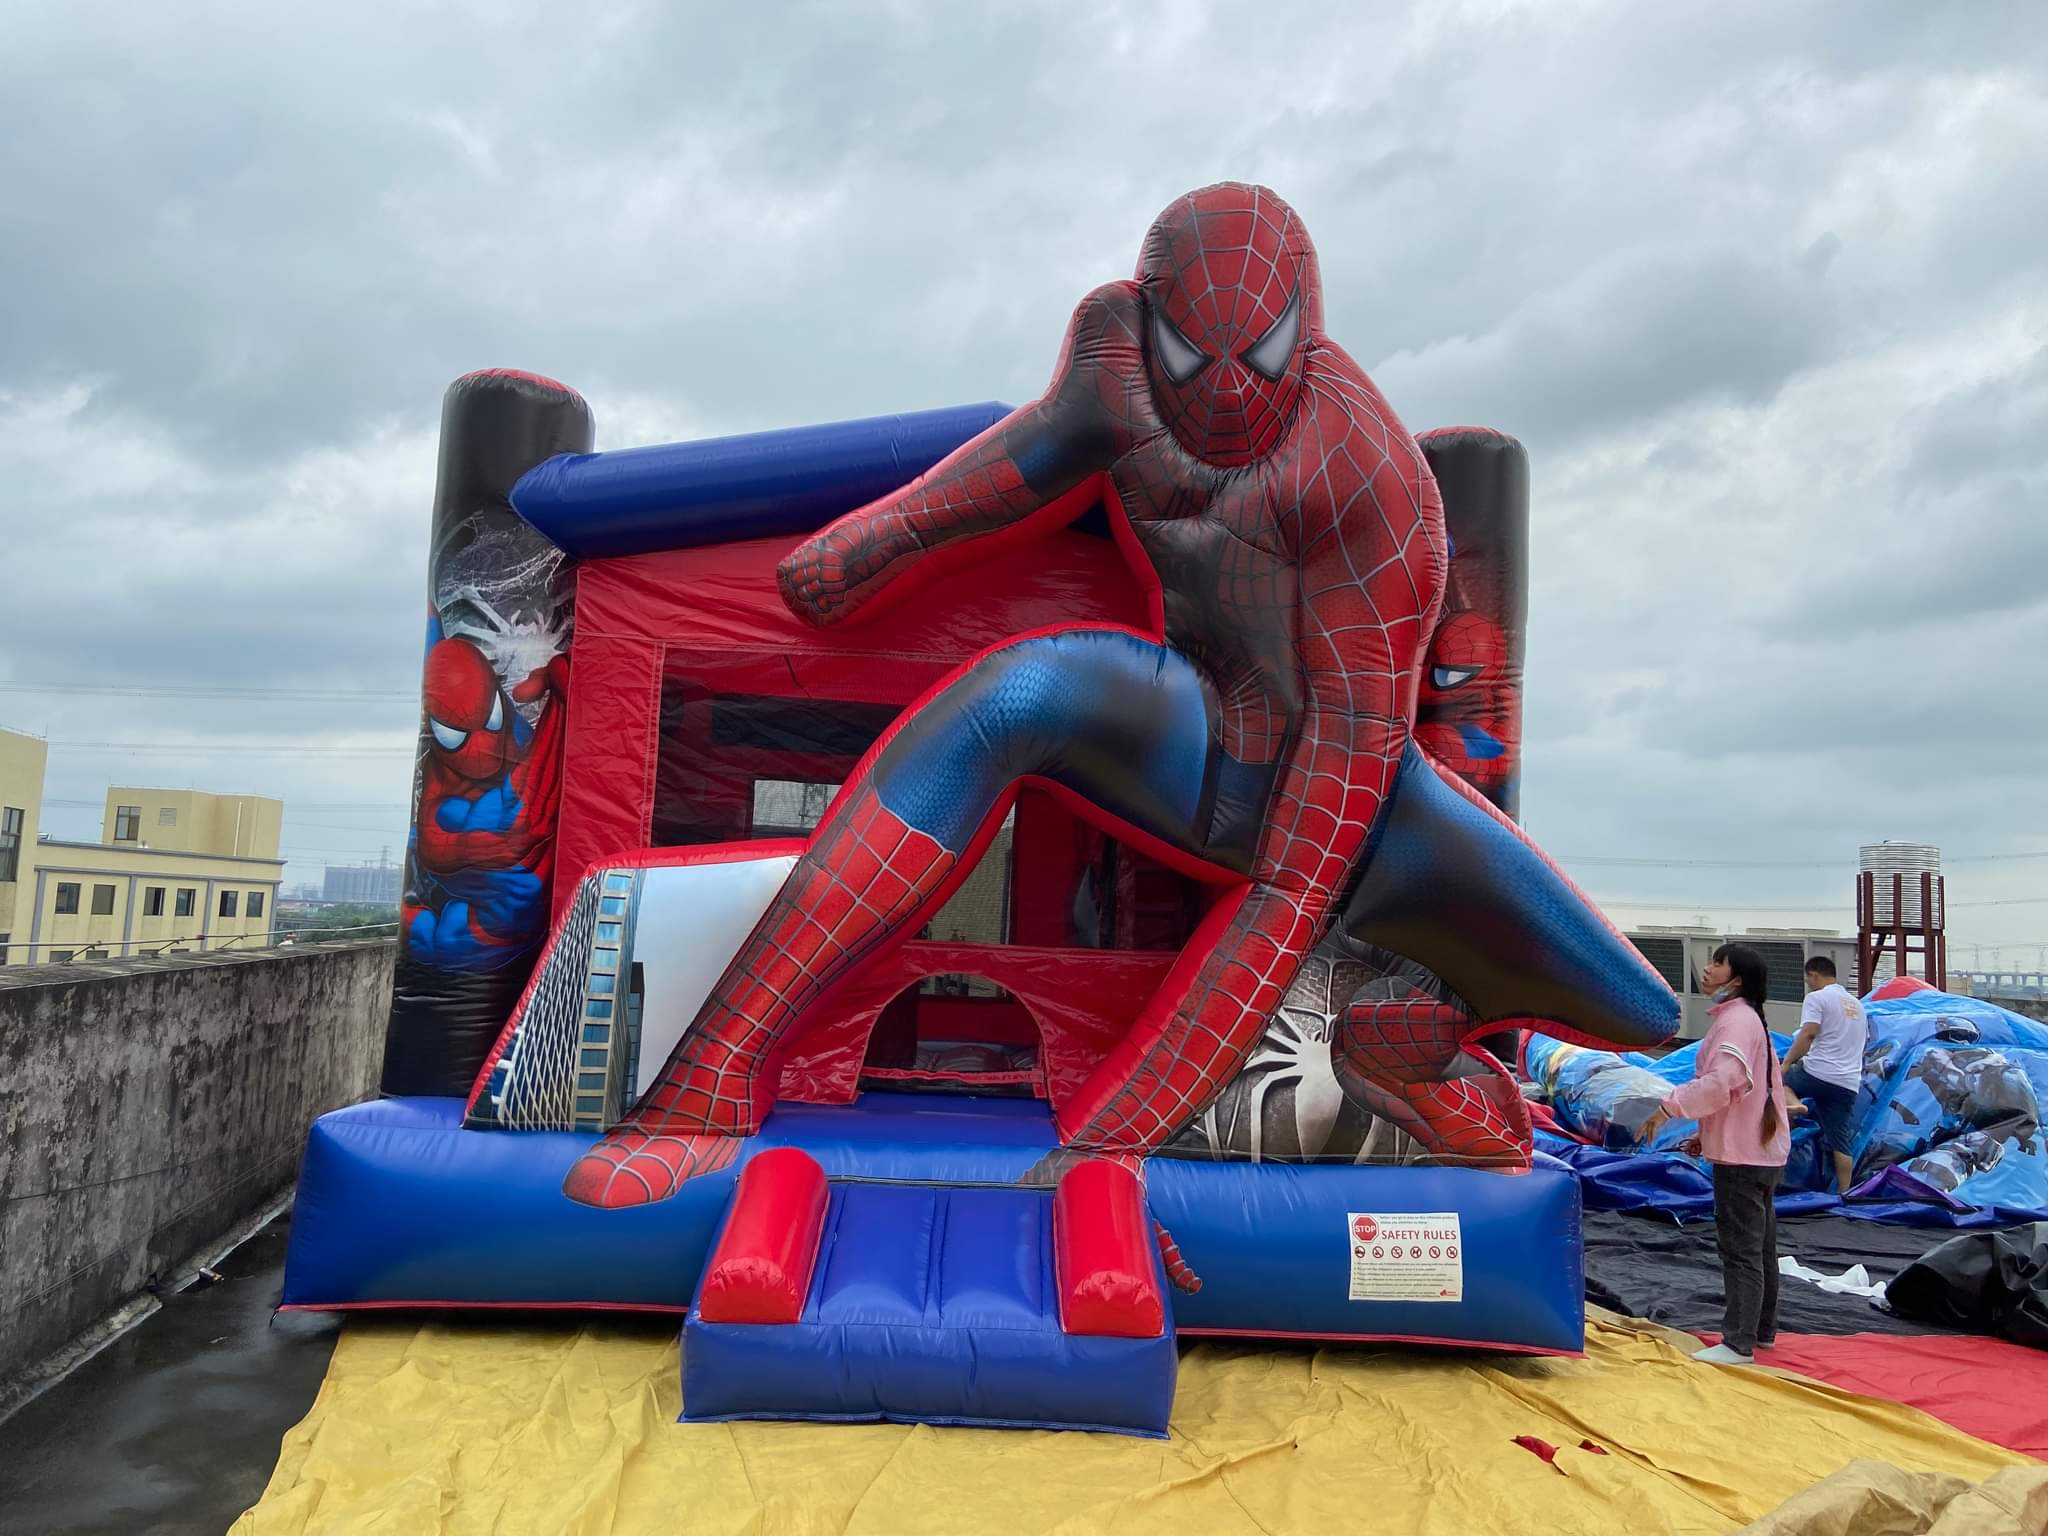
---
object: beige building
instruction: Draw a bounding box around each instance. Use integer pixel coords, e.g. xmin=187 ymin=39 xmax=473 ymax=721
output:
xmin=0 ymin=730 xmax=49 ymax=966
xmin=100 ymin=786 xmax=283 ymax=860
xmin=0 ymin=728 xmax=285 ymax=965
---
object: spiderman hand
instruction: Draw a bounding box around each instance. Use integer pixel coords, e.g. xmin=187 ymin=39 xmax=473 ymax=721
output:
xmin=511 ymin=653 xmax=568 ymax=706
xmin=776 ymin=531 xmax=854 ymax=623
xmin=777 ymin=520 xmax=911 ymax=626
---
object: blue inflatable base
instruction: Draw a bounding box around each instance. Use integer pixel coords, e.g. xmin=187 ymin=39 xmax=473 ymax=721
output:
xmin=685 ymin=1181 xmax=1177 ymax=1436
xmin=283 ymin=1094 xmax=1585 ymax=1353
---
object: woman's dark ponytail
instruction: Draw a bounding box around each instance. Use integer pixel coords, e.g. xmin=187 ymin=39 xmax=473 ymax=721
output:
xmin=1713 ymin=943 xmax=1780 ymax=1142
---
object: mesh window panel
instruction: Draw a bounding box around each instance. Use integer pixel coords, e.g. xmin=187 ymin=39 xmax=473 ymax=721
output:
xmin=468 ymin=874 xmax=602 ymax=1130
xmin=651 ymin=683 xmax=1204 ymax=958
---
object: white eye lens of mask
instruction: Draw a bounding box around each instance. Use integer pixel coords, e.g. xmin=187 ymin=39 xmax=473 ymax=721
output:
xmin=1150 ymin=304 xmax=1210 ymax=385
xmin=430 ymin=718 xmax=469 ymax=752
xmin=486 ymin=692 xmax=504 ymax=732
xmin=1432 ymin=665 xmax=1481 ymax=689
xmin=1241 ymin=291 xmax=1301 ymax=381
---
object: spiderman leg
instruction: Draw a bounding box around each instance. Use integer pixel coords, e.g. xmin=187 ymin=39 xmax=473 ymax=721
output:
xmin=1338 ymin=743 xmax=1679 ymax=1052
xmin=1332 ymin=991 xmax=1532 ymax=1171
xmin=565 ymin=628 xmax=1236 ymax=1208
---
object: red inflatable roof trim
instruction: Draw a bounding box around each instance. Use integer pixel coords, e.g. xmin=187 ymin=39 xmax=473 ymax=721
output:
xmin=459 ymin=367 xmax=585 ymax=399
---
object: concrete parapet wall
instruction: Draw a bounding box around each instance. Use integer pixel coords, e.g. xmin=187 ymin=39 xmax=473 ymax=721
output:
xmin=0 ymin=941 xmax=393 ymax=1386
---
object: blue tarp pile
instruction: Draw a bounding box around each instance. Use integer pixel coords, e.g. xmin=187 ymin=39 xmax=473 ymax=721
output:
xmin=1525 ymin=988 xmax=2048 ymax=1227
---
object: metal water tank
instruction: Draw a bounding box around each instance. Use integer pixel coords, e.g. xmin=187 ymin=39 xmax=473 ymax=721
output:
xmin=1859 ymin=842 xmax=1943 ymax=926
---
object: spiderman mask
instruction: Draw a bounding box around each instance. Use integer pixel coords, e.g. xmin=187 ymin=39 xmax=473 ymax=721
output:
xmin=423 ymin=637 xmax=512 ymax=782
xmin=1137 ymin=184 xmax=1322 ymax=468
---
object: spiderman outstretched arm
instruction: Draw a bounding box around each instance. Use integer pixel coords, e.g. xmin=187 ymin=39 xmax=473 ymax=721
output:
xmin=778 ymin=289 xmax=1137 ymax=625
xmin=1055 ymin=373 xmax=1448 ymax=1158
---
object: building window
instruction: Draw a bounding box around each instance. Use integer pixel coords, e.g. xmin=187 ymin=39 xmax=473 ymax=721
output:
xmin=51 ymin=949 xmax=74 ymax=963
xmin=219 ymin=890 xmax=239 ymax=919
xmin=55 ymin=882 xmax=80 ymax=915
xmin=1749 ymin=940 xmax=1810 ymax=1005
xmin=158 ymin=806 xmax=177 ymax=827
xmin=84 ymin=948 xmax=107 ymax=960
xmin=750 ymin=779 xmax=842 ymax=837
xmin=175 ymin=887 xmax=196 ymax=917
xmin=0 ymin=806 xmax=22 ymax=881
xmin=144 ymin=886 xmax=166 ymax=917
xmin=114 ymin=805 xmax=142 ymax=841
xmin=0 ymin=932 xmax=9 ymax=965
xmin=247 ymin=890 xmax=266 ymax=918
xmin=92 ymin=883 xmax=116 ymax=916
xmin=1630 ymin=935 xmax=1688 ymax=994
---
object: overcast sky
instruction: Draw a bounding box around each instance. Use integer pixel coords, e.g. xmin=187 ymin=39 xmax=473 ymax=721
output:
xmin=2 ymin=1 xmax=2043 ymax=962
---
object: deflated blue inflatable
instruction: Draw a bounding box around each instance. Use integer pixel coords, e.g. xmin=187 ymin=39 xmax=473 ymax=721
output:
xmin=1525 ymin=1031 xmax=1795 ymax=1154
xmin=1528 ymin=989 xmax=2048 ymax=1226
xmin=1852 ymin=991 xmax=2048 ymax=1213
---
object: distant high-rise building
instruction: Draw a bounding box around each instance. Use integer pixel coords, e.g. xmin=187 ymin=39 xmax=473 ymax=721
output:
xmin=323 ymin=860 xmax=402 ymax=905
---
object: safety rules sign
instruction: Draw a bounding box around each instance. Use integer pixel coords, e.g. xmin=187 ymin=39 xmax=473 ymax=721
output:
xmin=1346 ymin=1212 xmax=1464 ymax=1303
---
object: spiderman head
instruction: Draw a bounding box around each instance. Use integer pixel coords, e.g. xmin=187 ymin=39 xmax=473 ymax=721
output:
xmin=1137 ymin=183 xmax=1323 ymax=468
xmin=1416 ymin=610 xmax=1517 ymax=789
xmin=422 ymin=636 xmax=511 ymax=781
xmin=1422 ymin=611 xmax=1506 ymax=704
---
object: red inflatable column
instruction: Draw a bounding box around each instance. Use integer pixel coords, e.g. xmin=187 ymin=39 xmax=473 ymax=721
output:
xmin=380 ymin=369 xmax=596 ymax=1098
xmin=1052 ymin=1159 xmax=1166 ymax=1338
xmin=697 ymin=1149 xmax=831 ymax=1324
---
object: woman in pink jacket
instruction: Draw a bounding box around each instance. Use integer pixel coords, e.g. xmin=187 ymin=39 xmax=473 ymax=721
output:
xmin=1642 ymin=943 xmax=1790 ymax=1365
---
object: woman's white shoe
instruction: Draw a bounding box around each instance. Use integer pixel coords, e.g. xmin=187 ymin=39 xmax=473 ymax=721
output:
xmin=1691 ymin=1343 xmax=1755 ymax=1365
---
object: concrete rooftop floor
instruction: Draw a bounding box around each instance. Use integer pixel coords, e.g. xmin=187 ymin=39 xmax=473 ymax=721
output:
xmin=0 ymin=1216 xmax=341 ymax=1536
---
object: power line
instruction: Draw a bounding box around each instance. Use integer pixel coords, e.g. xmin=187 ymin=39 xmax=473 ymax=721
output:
xmin=44 ymin=741 xmax=412 ymax=757
xmin=1605 ymin=899 xmax=1854 ymax=914
xmin=1604 ymin=895 xmax=2048 ymax=913
xmin=0 ymin=682 xmax=415 ymax=703
xmin=1558 ymin=850 xmax=2048 ymax=869
xmin=40 ymin=798 xmax=409 ymax=812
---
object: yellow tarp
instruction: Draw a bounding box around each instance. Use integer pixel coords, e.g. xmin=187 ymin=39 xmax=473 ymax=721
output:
xmin=232 ymin=1309 xmax=2025 ymax=1536
xmin=1737 ymin=1457 xmax=2048 ymax=1535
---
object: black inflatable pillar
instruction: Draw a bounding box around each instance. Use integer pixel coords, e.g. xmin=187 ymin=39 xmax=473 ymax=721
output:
xmin=1416 ymin=428 xmax=1530 ymax=823
xmin=380 ymin=370 xmax=596 ymax=1098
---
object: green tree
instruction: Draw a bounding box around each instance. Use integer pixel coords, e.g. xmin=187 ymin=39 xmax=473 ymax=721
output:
xmin=276 ymin=903 xmax=402 ymax=942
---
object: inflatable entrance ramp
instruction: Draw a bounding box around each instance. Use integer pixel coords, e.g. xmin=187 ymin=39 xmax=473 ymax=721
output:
xmin=684 ymin=1150 xmax=1176 ymax=1436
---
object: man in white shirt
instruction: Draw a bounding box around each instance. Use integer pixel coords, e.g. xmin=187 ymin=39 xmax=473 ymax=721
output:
xmin=1781 ymin=956 xmax=1868 ymax=1194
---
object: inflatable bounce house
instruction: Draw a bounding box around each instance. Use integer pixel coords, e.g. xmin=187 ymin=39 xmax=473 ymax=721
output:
xmin=283 ymin=183 xmax=1678 ymax=1436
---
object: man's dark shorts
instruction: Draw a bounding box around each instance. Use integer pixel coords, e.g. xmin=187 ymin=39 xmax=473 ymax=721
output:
xmin=1784 ymin=1063 xmax=1858 ymax=1154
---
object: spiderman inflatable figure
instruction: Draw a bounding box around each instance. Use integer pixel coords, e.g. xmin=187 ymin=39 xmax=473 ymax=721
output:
xmin=404 ymin=632 xmax=567 ymax=973
xmin=566 ymin=182 xmax=1677 ymax=1209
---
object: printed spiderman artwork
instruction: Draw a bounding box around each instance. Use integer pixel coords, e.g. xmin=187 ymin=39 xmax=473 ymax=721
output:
xmin=1415 ymin=608 xmax=1518 ymax=803
xmin=564 ymin=182 xmax=1677 ymax=1211
xmin=404 ymin=630 xmax=568 ymax=973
